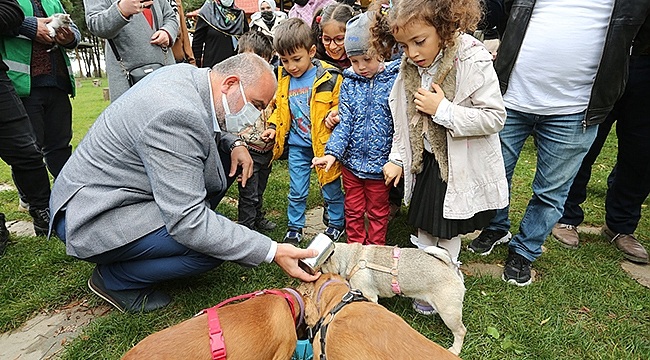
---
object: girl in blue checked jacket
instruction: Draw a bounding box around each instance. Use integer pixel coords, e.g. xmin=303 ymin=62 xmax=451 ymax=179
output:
xmin=312 ymin=12 xmax=399 ymax=245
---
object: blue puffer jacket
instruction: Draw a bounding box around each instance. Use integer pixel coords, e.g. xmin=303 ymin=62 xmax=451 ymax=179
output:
xmin=325 ymin=60 xmax=401 ymax=180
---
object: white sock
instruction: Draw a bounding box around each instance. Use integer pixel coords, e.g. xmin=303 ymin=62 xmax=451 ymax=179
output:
xmin=437 ymin=235 xmax=461 ymax=264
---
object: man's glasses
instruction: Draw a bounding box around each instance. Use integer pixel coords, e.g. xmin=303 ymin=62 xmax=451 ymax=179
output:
xmin=321 ymin=36 xmax=345 ymax=46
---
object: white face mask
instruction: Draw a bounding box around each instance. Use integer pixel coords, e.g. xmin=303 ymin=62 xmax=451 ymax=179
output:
xmin=220 ymin=0 xmax=234 ymax=7
xmin=222 ymin=81 xmax=262 ymax=134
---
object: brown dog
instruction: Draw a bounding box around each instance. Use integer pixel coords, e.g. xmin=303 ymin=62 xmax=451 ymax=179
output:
xmin=122 ymin=289 xmax=303 ymax=360
xmin=297 ymin=273 xmax=462 ymax=360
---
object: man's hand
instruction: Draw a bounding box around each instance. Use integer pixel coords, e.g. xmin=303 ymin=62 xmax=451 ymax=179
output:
xmin=324 ymin=109 xmax=340 ymax=129
xmin=261 ymin=128 xmax=276 ymax=142
xmin=274 ymin=243 xmax=321 ymax=282
xmin=54 ymin=27 xmax=74 ymax=46
xmin=414 ymin=83 xmax=445 ymax=116
xmin=35 ymin=17 xmax=54 ymax=45
xmin=230 ymin=145 xmax=253 ymax=187
xmin=312 ymin=154 xmax=336 ymax=172
xmin=150 ymin=29 xmax=170 ymax=47
xmin=383 ymin=161 xmax=403 ymax=187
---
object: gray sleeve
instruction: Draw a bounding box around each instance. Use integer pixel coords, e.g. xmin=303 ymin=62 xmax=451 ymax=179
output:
xmin=84 ymin=0 xmax=129 ymax=39
xmin=158 ymin=0 xmax=178 ymax=44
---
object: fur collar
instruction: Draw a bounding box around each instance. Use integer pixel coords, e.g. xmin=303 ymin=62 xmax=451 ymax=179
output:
xmin=401 ymin=37 xmax=459 ymax=182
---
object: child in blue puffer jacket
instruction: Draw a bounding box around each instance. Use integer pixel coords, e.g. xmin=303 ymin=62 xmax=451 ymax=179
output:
xmin=312 ymin=12 xmax=399 ymax=245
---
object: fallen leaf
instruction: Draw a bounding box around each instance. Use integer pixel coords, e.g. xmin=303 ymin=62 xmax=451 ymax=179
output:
xmin=540 ymin=317 xmax=550 ymax=326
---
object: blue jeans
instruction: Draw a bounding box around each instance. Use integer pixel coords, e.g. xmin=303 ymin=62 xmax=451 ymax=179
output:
xmin=55 ymin=213 xmax=222 ymax=291
xmin=287 ymin=145 xmax=344 ymax=230
xmin=487 ymin=109 xmax=598 ymax=261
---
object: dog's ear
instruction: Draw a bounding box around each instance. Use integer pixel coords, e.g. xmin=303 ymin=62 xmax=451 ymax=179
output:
xmin=302 ymin=295 xmax=320 ymax=327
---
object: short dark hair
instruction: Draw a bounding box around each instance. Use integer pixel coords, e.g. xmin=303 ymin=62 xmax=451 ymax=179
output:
xmin=273 ymin=18 xmax=314 ymax=56
xmin=237 ymin=30 xmax=274 ymax=62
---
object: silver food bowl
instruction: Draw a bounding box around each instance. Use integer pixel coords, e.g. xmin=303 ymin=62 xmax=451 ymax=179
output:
xmin=298 ymin=233 xmax=335 ymax=275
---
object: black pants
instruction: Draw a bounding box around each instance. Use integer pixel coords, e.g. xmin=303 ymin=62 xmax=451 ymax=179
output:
xmin=560 ymin=55 xmax=650 ymax=234
xmin=20 ymin=86 xmax=73 ymax=177
xmin=0 ymin=71 xmax=51 ymax=209
xmin=237 ymin=151 xmax=273 ymax=228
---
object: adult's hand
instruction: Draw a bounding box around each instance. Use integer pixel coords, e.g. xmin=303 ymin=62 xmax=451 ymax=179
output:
xmin=35 ymin=17 xmax=54 ymax=45
xmin=54 ymin=27 xmax=74 ymax=46
xmin=274 ymin=243 xmax=321 ymax=282
xmin=118 ymin=0 xmax=154 ymax=18
xmin=230 ymin=145 xmax=253 ymax=187
xmin=150 ymin=29 xmax=170 ymax=47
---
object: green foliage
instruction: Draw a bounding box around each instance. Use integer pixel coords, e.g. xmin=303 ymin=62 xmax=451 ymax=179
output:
xmin=0 ymin=80 xmax=649 ymax=360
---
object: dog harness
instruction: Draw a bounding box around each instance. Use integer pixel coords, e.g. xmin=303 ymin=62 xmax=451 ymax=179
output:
xmin=346 ymin=246 xmax=402 ymax=294
xmin=199 ymin=288 xmax=304 ymax=360
xmin=308 ymin=281 xmax=369 ymax=360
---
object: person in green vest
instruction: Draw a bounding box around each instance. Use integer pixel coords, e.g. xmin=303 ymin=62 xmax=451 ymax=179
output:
xmin=0 ymin=0 xmax=79 ymax=231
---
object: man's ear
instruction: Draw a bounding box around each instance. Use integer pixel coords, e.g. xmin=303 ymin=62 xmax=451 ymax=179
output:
xmin=220 ymin=75 xmax=240 ymax=94
xmin=308 ymin=45 xmax=317 ymax=59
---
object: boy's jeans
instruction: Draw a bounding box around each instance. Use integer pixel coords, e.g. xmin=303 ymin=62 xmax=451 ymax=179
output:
xmin=486 ymin=109 xmax=597 ymax=261
xmin=287 ymin=145 xmax=344 ymax=230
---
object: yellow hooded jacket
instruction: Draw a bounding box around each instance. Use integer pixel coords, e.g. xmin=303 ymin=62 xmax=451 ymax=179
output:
xmin=268 ymin=59 xmax=343 ymax=185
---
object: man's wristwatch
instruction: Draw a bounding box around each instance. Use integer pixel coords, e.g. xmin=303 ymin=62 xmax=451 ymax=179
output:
xmin=230 ymin=139 xmax=247 ymax=151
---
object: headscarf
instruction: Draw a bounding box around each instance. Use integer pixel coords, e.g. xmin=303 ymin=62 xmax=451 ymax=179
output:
xmin=198 ymin=0 xmax=246 ymax=35
xmin=258 ymin=0 xmax=276 ymax=28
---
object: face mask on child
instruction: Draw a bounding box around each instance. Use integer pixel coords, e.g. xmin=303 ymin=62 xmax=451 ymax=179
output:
xmin=222 ymin=82 xmax=261 ymax=133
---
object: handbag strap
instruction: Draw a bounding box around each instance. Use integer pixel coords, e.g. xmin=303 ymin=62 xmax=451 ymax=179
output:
xmin=107 ymin=39 xmax=122 ymax=62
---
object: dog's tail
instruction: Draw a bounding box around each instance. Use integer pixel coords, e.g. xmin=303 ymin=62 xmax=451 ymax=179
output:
xmin=423 ymin=245 xmax=453 ymax=266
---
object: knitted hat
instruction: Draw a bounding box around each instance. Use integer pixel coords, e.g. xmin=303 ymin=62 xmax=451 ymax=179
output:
xmin=344 ymin=12 xmax=372 ymax=57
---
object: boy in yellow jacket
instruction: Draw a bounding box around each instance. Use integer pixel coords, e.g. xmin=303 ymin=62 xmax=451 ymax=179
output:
xmin=262 ymin=18 xmax=344 ymax=244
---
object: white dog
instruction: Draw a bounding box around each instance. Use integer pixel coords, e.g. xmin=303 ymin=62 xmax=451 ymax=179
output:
xmin=46 ymin=13 xmax=71 ymax=38
xmin=319 ymin=242 xmax=466 ymax=355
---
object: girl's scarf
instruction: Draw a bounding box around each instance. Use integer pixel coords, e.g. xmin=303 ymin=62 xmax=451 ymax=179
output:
xmin=401 ymin=36 xmax=460 ymax=182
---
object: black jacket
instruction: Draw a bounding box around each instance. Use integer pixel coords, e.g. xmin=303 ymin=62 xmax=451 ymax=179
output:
xmin=494 ymin=0 xmax=650 ymax=125
xmin=0 ymin=0 xmax=24 ymax=71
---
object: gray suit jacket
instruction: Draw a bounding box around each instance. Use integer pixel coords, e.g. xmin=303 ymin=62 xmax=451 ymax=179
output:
xmin=50 ymin=64 xmax=272 ymax=266
xmin=85 ymin=0 xmax=179 ymax=100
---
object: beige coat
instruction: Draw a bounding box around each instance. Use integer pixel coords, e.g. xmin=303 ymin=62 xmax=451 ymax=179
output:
xmin=389 ymin=34 xmax=509 ymax=220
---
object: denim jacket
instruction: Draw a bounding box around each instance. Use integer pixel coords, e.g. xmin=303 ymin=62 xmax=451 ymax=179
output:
xmin=325 ymin=60 xmax=400 ymax=180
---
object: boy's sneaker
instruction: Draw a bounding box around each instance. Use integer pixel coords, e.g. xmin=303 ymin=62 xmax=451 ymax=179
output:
xmin=468 ymin=229 xmax=511 ymax=255
xmin=412 ymin=299 xmax=437 ymax=315
xmin=283 ymin=229 xmax=303 ymax=245
xmin=323 ymin=226 xmax=343 ymax=242
xmin=0 ymin=213 xmax=9 ymax=256
xmin=502 ymin=250 xmax=532 ymax=286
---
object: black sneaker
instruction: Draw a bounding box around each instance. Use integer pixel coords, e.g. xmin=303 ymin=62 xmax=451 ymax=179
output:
xmin=255 ymin=218 xmax=277 ymax=231
xmin=88 ymin=267 xmax=171 ymax=313
xmin=0 ymin=213 xmax=9 ymax=256
xmin=283 ymin=228 xmax=303 ymax=245
xmin=468 ymin=229 xmax=512 ymax=255
xmin=29 ymin=207 xmax=50 ymax=236
xmin=502 ymin=250 xmax=532 ymax=286
xmin=324 ymin=226 xmax=343 ymax=242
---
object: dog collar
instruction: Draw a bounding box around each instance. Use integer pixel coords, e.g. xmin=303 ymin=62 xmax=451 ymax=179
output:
xmin=200 ymin=289 xmax=301 ymax=360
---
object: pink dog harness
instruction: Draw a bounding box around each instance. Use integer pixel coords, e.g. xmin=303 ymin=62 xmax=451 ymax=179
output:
xmin=346 ymin=246 xmax=402 ymax=294
xmin=199 ymin=288 xmax=304 ymax=360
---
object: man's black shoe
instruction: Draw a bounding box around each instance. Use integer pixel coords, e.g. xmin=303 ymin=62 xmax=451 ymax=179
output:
xmin=29 ymin=208 xmax=50 ymax=236
xmin=502 ymin=250 xmax=533 ymax=286
xmin=255 ymin=218 xmax=277 ymax=231
xmin=88 ymin=267 xmax=171 ymax=313
xmin=468 ymin=229 xmax=512 ymax=255
xmin=0 ymin=213 xmax=9 ymax=256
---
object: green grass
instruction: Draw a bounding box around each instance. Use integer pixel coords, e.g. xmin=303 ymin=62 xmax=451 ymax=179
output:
xmin=1 ymin=79 xmax=649 ymax=359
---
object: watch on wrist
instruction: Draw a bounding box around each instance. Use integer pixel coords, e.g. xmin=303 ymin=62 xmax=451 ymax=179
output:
xmin=230 ymin=139 xmax=247 ymax=151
